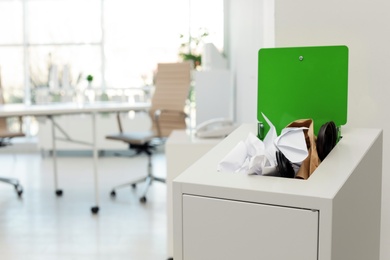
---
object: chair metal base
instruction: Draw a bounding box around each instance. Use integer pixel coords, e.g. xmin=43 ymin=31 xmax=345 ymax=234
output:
xmin=0 ymin=177 xmax=23 ymax=197
xmin=109 ymin=143 xmax=165 ymax=203
xmin=110 ymin=174 xmax=165 ymax=203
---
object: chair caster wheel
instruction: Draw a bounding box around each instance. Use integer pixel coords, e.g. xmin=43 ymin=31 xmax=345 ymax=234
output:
xmin=56 ymin=189 xmax=63 ymax=196
xmin=131 ymin=184 xmax=136 ymax=188
xmin=110 ymin=190 xmax=116 ymax=197
xmin=140 ymin=196 xmax=147 ymax=203
xmin=15 ymin=185 xmax=23 ymax=197
xmin=91 ymin=206 xmax=99 ymax=214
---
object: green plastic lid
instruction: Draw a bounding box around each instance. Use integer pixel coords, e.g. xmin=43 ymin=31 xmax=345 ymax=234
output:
xmin=257 ymin=45 xmax=348 ymax=136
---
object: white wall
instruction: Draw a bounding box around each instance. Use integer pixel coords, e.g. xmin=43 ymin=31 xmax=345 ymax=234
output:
xmin=227 ymin=0 xmax=390 ymax=259
xmin=225 ymin=0 xmax=265 ymax=124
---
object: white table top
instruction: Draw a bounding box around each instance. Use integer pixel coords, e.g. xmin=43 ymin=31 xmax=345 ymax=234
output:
xmin=0 ymin=101 xmax=150 ymax=117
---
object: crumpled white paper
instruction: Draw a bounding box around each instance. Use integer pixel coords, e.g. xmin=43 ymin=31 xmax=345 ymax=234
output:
xmin=217 ymin=113 xmax=309 ymax=175
xmin=217 ymin=132 xmax=276 ymax=175
xmin=275 ymin=127 xmax=308 ymax=163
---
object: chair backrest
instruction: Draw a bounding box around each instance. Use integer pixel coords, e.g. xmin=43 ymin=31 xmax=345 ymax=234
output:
xmin=0 ymin=68 xmax=24 ymax=139
xmin=150 ymin=62 xmax=192 ymax=138
xmin=0 ymin=68 xmax=7 ymax=134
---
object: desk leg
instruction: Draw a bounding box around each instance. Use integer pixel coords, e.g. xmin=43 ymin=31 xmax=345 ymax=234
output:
xmin=91 ymin=112 xmax=100 ymax=214
xmin=49 ymin=116 xmax=63 ymax=196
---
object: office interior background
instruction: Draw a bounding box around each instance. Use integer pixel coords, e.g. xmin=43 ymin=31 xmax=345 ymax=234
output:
xmin=1 ymin=0 xmax=390 ymax=259
xmin=0 ymin=0 xmax=224 ymax=136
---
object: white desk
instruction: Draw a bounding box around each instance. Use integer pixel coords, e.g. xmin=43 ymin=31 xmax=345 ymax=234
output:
xmin=173 ymin=124 xmax=383 ymax=260
xmin=0 ymin=101 xmax=150 ymax=213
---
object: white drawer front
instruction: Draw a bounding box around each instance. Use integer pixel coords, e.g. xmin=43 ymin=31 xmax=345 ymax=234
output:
xmin=183 ymin=194 xmax=318 ymax=260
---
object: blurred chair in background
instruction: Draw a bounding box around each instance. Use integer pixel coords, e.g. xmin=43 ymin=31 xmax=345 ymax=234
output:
xmin=0 ymin=69 xmax=24 ymax=196
xmin=106 ymin=62 xmax=191 ymax=202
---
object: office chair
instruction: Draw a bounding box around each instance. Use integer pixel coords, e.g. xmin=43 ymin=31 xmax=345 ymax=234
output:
xmin=106 ymin=62 xmax=191 ymax=203
xmin=0 ymin=71 xmax=24 ymax=197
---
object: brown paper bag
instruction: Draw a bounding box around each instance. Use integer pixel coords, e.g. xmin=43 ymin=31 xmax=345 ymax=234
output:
xmin=285 ymin=119 xmax=320 ymax=180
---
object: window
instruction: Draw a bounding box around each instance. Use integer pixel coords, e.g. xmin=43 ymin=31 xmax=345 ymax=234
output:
xmin=0 ymin=0 xmax=224 ymax=136
xmin=0 ymin=0 xmax=224 ymax=105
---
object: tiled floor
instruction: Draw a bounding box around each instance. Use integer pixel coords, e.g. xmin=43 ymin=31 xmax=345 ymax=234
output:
xmin=0 ymin=152 xmax=168 ymax=260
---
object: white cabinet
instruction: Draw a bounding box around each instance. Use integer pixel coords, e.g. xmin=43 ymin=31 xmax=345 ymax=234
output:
xmin=165 ymin=130 xmax=222 ymax=258
xmin=173 ymin=124 xmax=383 ymax=260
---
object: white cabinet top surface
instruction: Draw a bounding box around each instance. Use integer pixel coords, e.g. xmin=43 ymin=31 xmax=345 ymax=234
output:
xmin=174 ymin=123 xmax=382 ymax=207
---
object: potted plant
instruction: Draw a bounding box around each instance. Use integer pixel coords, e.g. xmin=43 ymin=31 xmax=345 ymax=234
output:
xmin=178 ymin=28 xmax=209 ymax=69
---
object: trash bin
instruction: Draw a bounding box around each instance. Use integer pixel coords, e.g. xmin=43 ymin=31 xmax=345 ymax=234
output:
xmin=172 ymin=45 xmax=382 ymax=260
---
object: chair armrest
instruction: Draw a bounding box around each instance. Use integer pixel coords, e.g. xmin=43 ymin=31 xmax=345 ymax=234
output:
xmin=115 ymin=112 xmax=124 ymax=133
xmin=153 ymin=109 xmax=188 ymax=137
xmin=17 ymin=116 xmax=23 ymax=133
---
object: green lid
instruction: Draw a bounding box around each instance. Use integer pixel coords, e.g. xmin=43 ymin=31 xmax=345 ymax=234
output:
xmin=257 ymin=45 xmax=348 ymax=136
